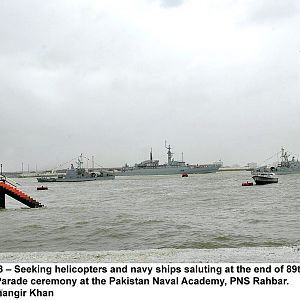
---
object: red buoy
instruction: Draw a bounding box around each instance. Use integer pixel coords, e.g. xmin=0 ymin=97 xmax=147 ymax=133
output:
xmin=37 ymin=186 xmax=48 ymax=190
xmin=242 ymin=181 xmax=253 ymax=186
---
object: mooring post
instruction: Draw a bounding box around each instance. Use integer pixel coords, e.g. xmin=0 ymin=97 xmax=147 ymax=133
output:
xmin=0 ymin=189 xmax=5 ymax=209
xmin=0 ymin=164 xmax=5 ymax=208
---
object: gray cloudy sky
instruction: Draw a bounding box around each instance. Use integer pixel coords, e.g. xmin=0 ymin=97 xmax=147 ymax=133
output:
xmin=1 ymin=0 xmax=300 ymax=171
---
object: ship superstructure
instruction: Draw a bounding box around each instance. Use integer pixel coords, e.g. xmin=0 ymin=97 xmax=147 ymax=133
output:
xmin=255 ymin=147 xmax=300 ymax=175
xmin=270 ymin=147 xmax=300 ymax=174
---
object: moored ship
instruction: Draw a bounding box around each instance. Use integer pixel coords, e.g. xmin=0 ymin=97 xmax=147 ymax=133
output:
xmin=115 ymin=143 xmax=221 ymax=176
xmin=37 ymin=155 xmax=115 ymax=182
xmin=270 ymin=148 xmax=300 ymax=174
xmin=256 ymin=148 xmax=300 ymax=175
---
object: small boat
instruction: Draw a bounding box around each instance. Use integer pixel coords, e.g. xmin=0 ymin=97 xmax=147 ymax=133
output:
xmin=252 ymin=173 xmax=278 ymax=185
xmin=242 ymin=181 xmax=253 ymax=186
xmin=37 ymin=186 xmax=48 ymax=190
xmin=182 ymin=173 xmax=188 ymax=177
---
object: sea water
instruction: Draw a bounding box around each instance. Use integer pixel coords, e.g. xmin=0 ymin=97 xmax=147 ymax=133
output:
xmin=0 ymin=171 xmax=299 ymax=262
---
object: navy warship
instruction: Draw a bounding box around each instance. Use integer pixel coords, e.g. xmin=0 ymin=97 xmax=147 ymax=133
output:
xmin=116 ymin=143 xmax=221 ymax=176
xmin=37 ymin=155 xmax=115 ymax=182
xmin=270 ymin=147 xmax=300 ymax=174
xmin=256 ymin=147 xmax=300 ymax=175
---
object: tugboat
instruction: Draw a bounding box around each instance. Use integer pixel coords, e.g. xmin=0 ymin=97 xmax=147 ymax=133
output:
xmin=252 ymin=173 xmax=278 ymax=185
xmin=37 ymin=154 xmax=115 ymax=182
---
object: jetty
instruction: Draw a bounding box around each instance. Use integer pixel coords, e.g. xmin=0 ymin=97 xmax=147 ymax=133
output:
xmin=0 ymin=181 xmax=44 ymax=209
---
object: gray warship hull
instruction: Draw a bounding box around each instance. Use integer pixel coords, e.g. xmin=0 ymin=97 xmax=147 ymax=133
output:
xmin=271 ymin=166 xmax=300 ymax=175
xmin=116 ymin=164 xmax=220 ymax=176
xmin=37 ymin=175 xmax=114 ymax=182
xmin=37 ymin=155 xmax=115 ymax=182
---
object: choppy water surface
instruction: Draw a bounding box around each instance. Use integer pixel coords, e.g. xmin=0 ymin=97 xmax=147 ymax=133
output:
xmin=1 ymin=171 xmax=299 ymax=252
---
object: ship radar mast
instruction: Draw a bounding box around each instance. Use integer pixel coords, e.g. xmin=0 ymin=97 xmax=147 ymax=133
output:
xmin=281 ymin=147 xmax=290 ymax=163
xmin=77 ymin=153 xmax=84 ymax=169
xmin=165 ymin=140 xmax=174 ymax=165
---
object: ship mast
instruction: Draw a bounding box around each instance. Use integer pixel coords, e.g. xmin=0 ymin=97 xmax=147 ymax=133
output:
xmin=281 ymin=147 xmax=289 ymax=162
xmin=77 ymin=153 xmax=84 ymax=169
xmin=165 ymin=141 xmax=173 ymax=165
xmin=281 ymin=147 xmax=285 ymax=162
xmin=280 ymin=147 xmax=290 ymax=167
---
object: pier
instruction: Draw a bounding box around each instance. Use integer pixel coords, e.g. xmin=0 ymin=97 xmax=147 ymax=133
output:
xmin=0 ymin=181 xmax=44 ymax=209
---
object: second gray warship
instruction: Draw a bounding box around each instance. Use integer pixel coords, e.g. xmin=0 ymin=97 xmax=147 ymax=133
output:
xmin=256 ymin=147 xmax=300 ymax=175
xmin=116 ymin=143 xmax=221 ymax=176
xmin=37 ymin=155 xmax=115 ymax=182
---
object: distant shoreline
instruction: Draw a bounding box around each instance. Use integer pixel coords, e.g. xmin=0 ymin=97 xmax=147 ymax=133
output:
xmin=4 ymin=167 xmax=253 ymax=178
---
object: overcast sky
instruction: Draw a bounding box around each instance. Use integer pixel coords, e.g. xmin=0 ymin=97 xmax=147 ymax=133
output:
xmin=1 ymin=0 xmax=300 ymax=171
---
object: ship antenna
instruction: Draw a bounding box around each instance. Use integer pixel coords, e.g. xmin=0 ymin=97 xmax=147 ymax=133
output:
xmin=281 ymin=147 xmax=285 ymax=162
xmin=165 ymin=140 xmax=173 ymax=165
xmin=78 ymin=153 xmax=83 ymax=169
